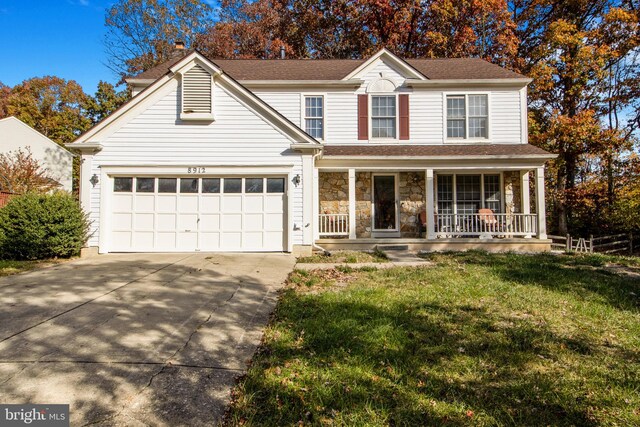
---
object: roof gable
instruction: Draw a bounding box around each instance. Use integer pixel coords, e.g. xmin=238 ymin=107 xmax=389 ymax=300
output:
xmin=71 ymin=51 xmax=320 ymax=148
xmin=343 ymin=48 xmax=427 ymax=80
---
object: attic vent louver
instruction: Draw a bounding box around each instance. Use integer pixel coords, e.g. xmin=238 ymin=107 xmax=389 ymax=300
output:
xmin=181 ymin=64 xmax=213 ymax=120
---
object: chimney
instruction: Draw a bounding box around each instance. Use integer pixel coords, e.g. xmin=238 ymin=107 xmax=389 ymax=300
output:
xmin=280 ymin=45 xmax=285 ymax=60
xmin=175 ymin=41 xmax=185 ymax=50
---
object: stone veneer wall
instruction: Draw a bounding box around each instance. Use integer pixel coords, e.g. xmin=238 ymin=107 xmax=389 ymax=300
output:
xmin=319 ymin=172 xmax=349 ymax=215
xmin=399 ymin=172 xmax=426 ymax=237
xmin=355 ymin=172 xmax=372 ymax=238
xmin=503 ymin=171 xmax=522 ymax=214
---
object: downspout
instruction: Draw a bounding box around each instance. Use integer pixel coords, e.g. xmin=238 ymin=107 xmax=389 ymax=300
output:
xmin=310 ymin=148 xmax=330 ymax=255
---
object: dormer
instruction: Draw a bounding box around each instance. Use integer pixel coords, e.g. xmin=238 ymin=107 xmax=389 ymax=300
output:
xmin=179 ymin=63 xmax=214 ymax=121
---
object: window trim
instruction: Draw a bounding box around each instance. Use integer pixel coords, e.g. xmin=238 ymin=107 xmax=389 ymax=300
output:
xmin=301 ymin=93 xmax=326 ymax=141
xmin=369 ymin=93 xmax=400 ymax=142
xmin=435 ymin=173 xmax=504 ymax=215
xmin=443 ymin=92 xmax=491 ymax=142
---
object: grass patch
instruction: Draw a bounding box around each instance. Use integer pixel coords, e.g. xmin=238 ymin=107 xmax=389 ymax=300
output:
xmin=297 ymin=250 xmax=389 ymax=264
xmin=0 ymin=260 xmax=45 ymax=277
xmin=227 ymin=251 xmax=640 ymax=426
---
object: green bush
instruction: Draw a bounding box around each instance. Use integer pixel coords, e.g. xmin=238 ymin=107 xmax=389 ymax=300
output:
xmin=0 ymin=192 xmax=90 ymax=260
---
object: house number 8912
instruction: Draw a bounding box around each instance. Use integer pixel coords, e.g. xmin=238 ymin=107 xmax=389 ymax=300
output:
xmin=187 ymin=167 xmax=206 ymax=174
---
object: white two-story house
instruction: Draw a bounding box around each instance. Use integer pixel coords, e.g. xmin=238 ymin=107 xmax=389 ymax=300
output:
xmin=68 ymin=48 xmax=555 ymax=255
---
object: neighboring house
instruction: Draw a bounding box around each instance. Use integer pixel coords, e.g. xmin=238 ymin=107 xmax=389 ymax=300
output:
xmin=0 ymin=116 xmax=74 ymax=192
xmin=67 ymin=48 xmax=555 ymax=255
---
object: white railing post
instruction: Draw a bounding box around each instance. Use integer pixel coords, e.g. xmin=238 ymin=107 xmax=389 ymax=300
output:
xmin=535 ymin=166 xmax=547 ymax=239
xmin=348 ymin=168 xmax=356 ymax=239
xmin=425 ymin=169 xmax=435 ymax=239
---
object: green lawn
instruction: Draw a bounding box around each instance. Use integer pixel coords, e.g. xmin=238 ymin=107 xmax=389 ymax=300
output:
xmin=0 ymin=260 xmax=43 ymax=277
xmin=227 ymin=251 xmax=640 ymax=426
xmin=297 ymin=250 xmax=389 ymax=264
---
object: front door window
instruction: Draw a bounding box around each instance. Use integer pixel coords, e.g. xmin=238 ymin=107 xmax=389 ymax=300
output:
xmin=373 ymin=175 xmax=397 ymax=230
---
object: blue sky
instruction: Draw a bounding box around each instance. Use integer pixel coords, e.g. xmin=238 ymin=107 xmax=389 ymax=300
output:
xmin=0 ymin=0 xmax=118 ymax=93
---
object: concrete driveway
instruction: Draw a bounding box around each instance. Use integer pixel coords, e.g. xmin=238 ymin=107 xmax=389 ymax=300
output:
xmin=0 ymin=253 xmax=295 ymax=425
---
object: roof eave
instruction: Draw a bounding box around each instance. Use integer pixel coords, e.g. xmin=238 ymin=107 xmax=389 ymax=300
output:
xmin=241 ymin=79 xmax=363 ymax=88
xmin=406 ymin=78 xmax=532 ymax=87
xmin=65 ymin=142 xmax=103 ymax=153
xmin=321 ymin=154 xmax=557 ymax=160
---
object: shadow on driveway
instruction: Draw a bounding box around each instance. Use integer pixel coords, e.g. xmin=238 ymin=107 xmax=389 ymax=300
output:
xmin=0 ymin=252 xmax=295 ymax=425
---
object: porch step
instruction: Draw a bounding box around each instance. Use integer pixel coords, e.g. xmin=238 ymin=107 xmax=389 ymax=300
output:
xmin=377 ymin=245 xmax=410 ymax=251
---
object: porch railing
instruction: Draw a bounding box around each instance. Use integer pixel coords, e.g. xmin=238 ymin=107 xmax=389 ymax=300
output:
xmin=319 ymin=213 xmax=349 ymax=236
xmin=435 ymin=213 xmax=538 ymax=238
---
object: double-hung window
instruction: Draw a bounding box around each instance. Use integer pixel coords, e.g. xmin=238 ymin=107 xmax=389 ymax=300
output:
xmin=446 ymin=94 xmax=488 ymax=139
xmin=304 ymin=96 xmax=324 ymax=139
xmin=371 ymin=95 xmax=396 ymax=138
xmin=437 ymin=174 xmax=502 ymax=214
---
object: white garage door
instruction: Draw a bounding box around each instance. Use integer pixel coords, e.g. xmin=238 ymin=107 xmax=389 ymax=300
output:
xmin=109 ymin=176 xmax=287 ymax=252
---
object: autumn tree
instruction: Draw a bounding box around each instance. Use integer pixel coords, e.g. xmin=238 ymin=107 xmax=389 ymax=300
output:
xmin=0 ymin=148 xmax=60 ymax=194
xmin=84 ymin=81 xmax=130 ymax=124
xmin=104 ymin=0 xmax=213 ymax=80
xmin=2 ymin=76 xmax=92 ymax=145
xmin=516 ymin=0 xmax=640 ymax=234
xmin=196 ymin=0 xmax=519 ymax=63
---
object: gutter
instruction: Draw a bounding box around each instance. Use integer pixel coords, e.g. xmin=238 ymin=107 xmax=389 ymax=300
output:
xmin=405 ymin=78 xmax=532 ymax=87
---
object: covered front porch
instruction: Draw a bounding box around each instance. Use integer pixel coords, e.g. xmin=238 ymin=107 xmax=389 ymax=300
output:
xmin=313 ymin=167 xmax=549 ymax=251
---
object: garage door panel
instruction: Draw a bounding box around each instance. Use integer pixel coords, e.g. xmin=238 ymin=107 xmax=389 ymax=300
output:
xmin=133 ymin=232 xmax=154 ymax=249
xmin=244 ymin=232 xmax=263 ymax=248
xmin=110 ymin=175 xmax=286 ymax=252
xmin=201 ymin=196 xmax=220 ymax=212
xmin=156 ymin=232 xmax=176 ymax=248
xmin=244 ymin=196 xmax=263 ymax=213
xmin=157 ymin=214 xmax=177 ymax=231
xmin=135 ymin=195 xmax=155 ymax=211
xmin=199 ymin=233 xmax=220 ymax=251
xmin=223 ymin=214 xmax=242 ymax=231
xmin=265 ymin=195 xmax=285 ymax=213
xmin=135 ymin=213 xmax=154 ymax=231
xmin=179 ymin=196 xmax=199 ymax=212
xmin=200 ymin=214 xmax=220 ymax=231
xmin=244 ymin=214 xmax=263 ymax=231
xmin=157 ymin=195 xmax=177 ymax=212
xmin=113 ymin=194 xmax=133 ymax=211
xmin=224 ymin=195 xmax=242 ymax=211
xmin=112 ymin=213 xmax=132 ymax=230
xmin=178 ymin=214 xmax=198 ymax=231
xmin=222 ymin=232 xmax=242 ymax=249
xmin=177 ymin=232 xmax=198 ymax=250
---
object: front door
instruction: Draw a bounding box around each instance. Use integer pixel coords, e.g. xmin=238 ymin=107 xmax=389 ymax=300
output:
xmin=372 ymin=174 xmax=399 ymax=234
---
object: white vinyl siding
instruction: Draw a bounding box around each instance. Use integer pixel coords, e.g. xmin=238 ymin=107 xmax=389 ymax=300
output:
xmin=182 ymin=64 xmax=212 ymax=115
xmin=87 ymin=80 xmax=305 ymax=249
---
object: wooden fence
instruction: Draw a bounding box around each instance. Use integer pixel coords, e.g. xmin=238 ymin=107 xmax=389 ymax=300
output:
xmin=549 ymin=233 xmax=636 ymax=255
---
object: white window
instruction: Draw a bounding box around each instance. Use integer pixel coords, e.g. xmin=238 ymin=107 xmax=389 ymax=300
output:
xmin=437 ymin=174 xmax=502 ymax=214
xmin=304 ymin=96 xmax=324 ymax=139
xmin=371 ymin=95 xmax=396 ymax=138
xmin=446 ymin=94 xmax=488 ymax=139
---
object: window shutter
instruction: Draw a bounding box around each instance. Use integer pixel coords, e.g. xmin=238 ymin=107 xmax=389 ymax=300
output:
xmin=358 ymin=94 xmax=368 ymax=140
xmin=182 ymin=64 xmax=212 ymax=115
xmin=399 ymin=94 xmax=409 ymax=140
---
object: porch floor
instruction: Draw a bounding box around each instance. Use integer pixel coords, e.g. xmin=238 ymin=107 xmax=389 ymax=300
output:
xmin=316 ymin=238 xmax=552 ymax=253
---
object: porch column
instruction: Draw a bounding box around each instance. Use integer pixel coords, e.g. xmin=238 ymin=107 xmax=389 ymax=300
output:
xmin=425 ymin=169 xmax=436 ymax=239
xmin=535 ymin=166 xmax=547 ymax=239
xmin=79 ymin=153 xmax=93 ymax=213
xmin=520 ymin=171 xmax=531 ymax=238
xmin=313 ymin=167 xmax=320 ymax=241
xmin=348 ymin=168 xmax=356 ymax=239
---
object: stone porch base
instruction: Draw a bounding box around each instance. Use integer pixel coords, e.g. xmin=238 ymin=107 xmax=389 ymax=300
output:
xmin=316 ymin=238 xmax=552 ymax=253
